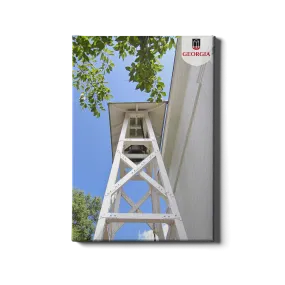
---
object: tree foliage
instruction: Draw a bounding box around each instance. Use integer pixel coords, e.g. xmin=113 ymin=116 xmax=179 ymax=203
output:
xmin=72 ymin=36 xmax=176 ymax=117
xmin=72 ymin=188 xmax=101 ymax=241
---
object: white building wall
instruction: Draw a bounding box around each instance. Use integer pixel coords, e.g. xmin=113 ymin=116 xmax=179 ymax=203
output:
xmin=162 ymin=38 xmax=213 ymax=240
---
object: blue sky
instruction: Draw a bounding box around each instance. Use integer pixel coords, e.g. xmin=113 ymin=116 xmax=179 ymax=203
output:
xmin=73 ymin=47 xmax=175 ymax=240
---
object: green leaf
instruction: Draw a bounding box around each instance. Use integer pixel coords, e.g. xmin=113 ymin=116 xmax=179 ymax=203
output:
xmin=129 ymin=35 xmax=135 ymax=45
xmin=73 ymin=36 xmax=172 ymax=118
xmin=129 ymin=49 xmax=135 ymax=55
xmin=116 ymin=36 xmax=126 ymax=42
xmin=146 ymin=84 xmax=152 ymax=93
xmin=101 ymin=37 xmax=109 ymax=43
xmin=105 ymin=49 xmax=114 ymax=55
xmin=121 ymin=51 xmax=127 ymax=60
xmin=83 ymin=54 xmax=89 ymax=61
xmin=72 ymin=189 xmax=101 ymax=241
xmin=96 ymin=41 xmax=104 ymax=50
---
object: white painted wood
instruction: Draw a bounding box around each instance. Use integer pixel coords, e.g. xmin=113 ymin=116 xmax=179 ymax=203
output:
xmin=95 ymin=107 xmax=187 ymax=241
xmin=129 ymin=175 xmax=144 ymax=181
xmin=148 ymin=163 xmax=165 ymax=240
xmin=125 ymin=153 xmax=148 ymax=159
xmin=127 ymin=111 xmax=146 ymax=117
xmin=112 ymin=105 xmax=128 ymax=113
xmin=108 ymin=152 xmax=156 ymax=196
xmin=119 ymin=161 xmax=146 ymax=181
xmin=154 ymin=171 xmax=168 ymax=204
xmin=146 ymin=103 xmax=166 ymax=113
xmin=112 ymin=190 xmax=153 ymax=234
xmin=139 ymin=171 xmax=166 ymax=197
xmin=120 ymin=153 xmax=166 ymax=197
xmin=166 ymin=225 xmax=172 ymax=240
xmin=166 ymin=225 xmax=178 ymax=240
xmin=121 ymin=190 xmax=150 ymax=213
xmin=123 ymin=138 xmax=152 ymax=149
xmin=121 ymin=191 xmax=135 ymax=208
xmin=129 ymin=125 xmax=142 ymax=130
xmin=135 ymin=104 xmax=138 ymax=137
xmin=93 ymin=114 xmax=129 ymax=241
xmin=123 ymin=138 xmax=152 ymax=142
xmin=143 ymin=118 xmax=148 ymax=138
xmin=102 ymin=213 xmax=177 ymax=223
xmin=145 ymin=113 xmax=188 ymax=240
xmin=110 ymin=166 xmax=124 ymax=240
xmin=103 ymin=225 xmax=111 ymax=240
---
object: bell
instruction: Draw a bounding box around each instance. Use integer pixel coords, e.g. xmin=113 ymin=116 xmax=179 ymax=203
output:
xmin=125 ymin=145 xmax=148 ymax=163
xmin=128 ymin=145 xmax=141 ymax=154
xmin=127 ymin=145 xmax=146 ymax=154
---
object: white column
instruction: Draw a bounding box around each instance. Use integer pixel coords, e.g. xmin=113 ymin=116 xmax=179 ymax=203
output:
xmin=93 ymin=114 xmax=129 ymax=240
xmin=144 ymin=113 xmax=188 ymax=240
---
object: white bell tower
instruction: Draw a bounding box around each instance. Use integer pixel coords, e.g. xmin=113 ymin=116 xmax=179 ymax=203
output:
xmin=93 ymin=102 xmax=187 ymax=241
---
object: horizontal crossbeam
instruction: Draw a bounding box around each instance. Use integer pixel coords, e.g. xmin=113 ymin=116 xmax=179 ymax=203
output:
xmin=103 ymin=213 xmax=177 ymax=224
xmin=102 ymin=213 xmax=176 ymax=224
xmin=123 ymin=139 xmax=152 ymax=149
xmin=123 ymin=138 xmax=152 ymax=147
xmin=129 ymin=125 xmax=142 ymax=129
xmin=123 ymin=139 xmax=152 ymax=143
xmin=125 ymin=154 xmax=148 ymax=159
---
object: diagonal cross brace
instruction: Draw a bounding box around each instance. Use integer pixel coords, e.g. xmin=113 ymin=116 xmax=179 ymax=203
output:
xmin=120 ymin=153 xmax=167 ymax=197
xmin=107 ymin=152 xmax=156 ymax=196
xmin=112 ymin=190 xmax=153 ymax=234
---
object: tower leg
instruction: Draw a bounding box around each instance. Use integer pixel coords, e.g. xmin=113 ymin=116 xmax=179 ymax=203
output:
xmin=148 ymin=162 xmax=165 ymax=240
xmin=94 ymin=115 xmax=129 ymax=241
xmin=145 ymin=114 xmax=188 ymax=240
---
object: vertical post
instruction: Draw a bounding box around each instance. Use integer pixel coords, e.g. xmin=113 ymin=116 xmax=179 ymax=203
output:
xmin=109 ymin=165 xmax=124 ymax=240
xmin=135 ymin=104 xmax=138 ymax=137
xmin=93 ymin=113 xmax=129 ymax=241
xmin=144 ymin=113 xmax=188 ymax=240
xmin=148 ymin=161 xmax=165 ymax=240
xmin=166 ymin=224 xmax=178 ymax=240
